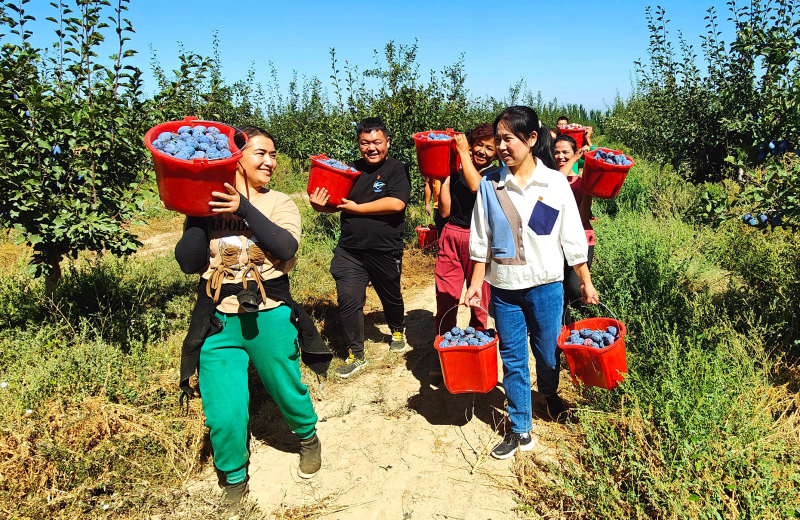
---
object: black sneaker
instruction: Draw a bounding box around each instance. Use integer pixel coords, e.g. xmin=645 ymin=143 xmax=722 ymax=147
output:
xmin=545 ymin=393 xmax=570 ymax=423
xmin=389 ymin=330 xmax=407 ymax=352
xmin=298 ymin=433 xmax=322 ymax=479
xmin=221 ymin=479 xmax=249 ymax=518
xmin=491 ymin=432 xmax=535 ymax=459
xmin=335 ymin=353 xmax=368 ymax=378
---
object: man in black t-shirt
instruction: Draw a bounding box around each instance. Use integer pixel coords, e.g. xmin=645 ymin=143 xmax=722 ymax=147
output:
xmin=309 ymin=117 xmax=411 ymax=378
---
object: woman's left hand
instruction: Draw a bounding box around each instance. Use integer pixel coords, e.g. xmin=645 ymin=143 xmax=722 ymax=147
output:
xmin=455 ymin=133 xmax=470 ymax=156
xmin=580 ymin=281 xmax=599 ymax=305
xmin=575 ymin=146 xmax=590 ymax=160
xmin=584 ymin=126 xmax=593 ymax=139
xmin=209 ymin=183 xmax=241 ymax=213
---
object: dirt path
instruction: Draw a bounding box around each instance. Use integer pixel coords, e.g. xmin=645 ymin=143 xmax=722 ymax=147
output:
xmin=184 ymin=277 xmax=572 ymax=520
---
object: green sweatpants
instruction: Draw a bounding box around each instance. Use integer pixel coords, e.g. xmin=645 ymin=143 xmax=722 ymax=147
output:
xmin=199 ymin=305 xmax=317 ymax=484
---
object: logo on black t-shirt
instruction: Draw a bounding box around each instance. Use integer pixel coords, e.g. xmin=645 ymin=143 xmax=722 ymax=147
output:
xmin=372 ymin=180 xmax=386 ymax=193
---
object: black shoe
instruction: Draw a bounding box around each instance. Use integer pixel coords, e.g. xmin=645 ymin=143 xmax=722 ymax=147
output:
xmin=298 ymin=433 xmax=322 ymax=479
xmin=335 ymin=353 xmax=368 ymax=378
xmin=221 ymin=479 xmax=249 ymax=519
xmin=491 ymin=432 xmax=535 ymax=459
xmin=545 ymin=394 xmax=570 ymax=423
xmin=389 ymin=330 xmax=407 ymax=352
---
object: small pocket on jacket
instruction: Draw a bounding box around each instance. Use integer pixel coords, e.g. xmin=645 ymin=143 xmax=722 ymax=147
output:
xmin=528 ymin=201 xmax=560 ymax=235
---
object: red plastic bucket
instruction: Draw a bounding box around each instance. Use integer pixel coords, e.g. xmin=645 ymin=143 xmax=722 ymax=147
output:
xmin=413 ymin=129 xmax=462 ymax=181
xmin=415 ymin=225 xmax=438 ymax=249
xmin=434 ymin=333 xmax=499 ymax=394
xmin=581 ymin=148 xmax=635 ymax=199
xmin=144 ymin=116 xmax=246 ymax=217
xmin=434 ymin=304 xmax=499 ymax=394
xmin=557 ymin=317 xmax=628 ymax=390
xmin=558 ymin=126 xmax=585 ymax=149
xmin=307 ymin=154 xmax=361 ymax=206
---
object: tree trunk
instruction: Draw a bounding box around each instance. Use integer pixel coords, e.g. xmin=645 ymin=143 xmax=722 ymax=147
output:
xmin=44 ymin=250 xmax=63 ymax=300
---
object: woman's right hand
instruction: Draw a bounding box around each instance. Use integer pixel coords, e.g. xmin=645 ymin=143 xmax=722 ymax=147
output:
xmin=465 ymin=284 xmax=483 ymax=308
xmin=309 ymin=187 xmax=330 ymax=207
xmin=455 ymin=133 xmax=470 ymax=157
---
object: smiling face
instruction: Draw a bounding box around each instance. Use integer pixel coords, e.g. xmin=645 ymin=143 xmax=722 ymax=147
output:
xmin=471 ymin=137 xmax=497 ymax=169
xmin=238 ymin=135 xmax=277 ymax=187
xmin=358 ymin=130 xmax=390 ymax=165
xmin=554 ymin=140 xmax=576 ymax=170
xmin=494 ymin=121 xmax=535 ymax=167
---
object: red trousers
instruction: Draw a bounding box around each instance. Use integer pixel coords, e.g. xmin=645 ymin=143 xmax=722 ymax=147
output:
xmin=434 ymin=223 xmax=491 ymax=334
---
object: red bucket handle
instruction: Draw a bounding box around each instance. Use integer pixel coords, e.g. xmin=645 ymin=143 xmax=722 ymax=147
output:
xmin=562 ymin=299 xmax=623 ymax=333
xmin=438 ymin=302 xmax=495 ymax=338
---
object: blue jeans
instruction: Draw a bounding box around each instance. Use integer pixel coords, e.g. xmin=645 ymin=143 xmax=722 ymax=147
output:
xmin=491 ymin=282 xmax=564 ymax=433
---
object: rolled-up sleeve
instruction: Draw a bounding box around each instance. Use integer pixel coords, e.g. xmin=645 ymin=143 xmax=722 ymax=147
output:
xmin=469 ymin=187 xmax=491 ymax=263
xmin=558 ymin=182 xmax=588 ymax=266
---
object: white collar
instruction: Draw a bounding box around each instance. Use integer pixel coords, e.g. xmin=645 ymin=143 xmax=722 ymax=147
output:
xmin=497 ymin=160 xmax=550 ymax=190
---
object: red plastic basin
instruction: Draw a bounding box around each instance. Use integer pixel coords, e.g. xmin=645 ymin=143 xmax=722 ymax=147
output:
xmin=144 ymin=116 xmax=246 ymax=217
xmin=434 ymin=330 xmax=499 ymax=394
xmin=557 ymin=317 xmax=628 ymax=390
xmin=415 ymin=225 xmax=438 ymax=249
xmin=307 ymin=154 xmax=361 ymax=207
xmin=558 ymin=126 xmax=585 ymax=149
xmin=582 ymin=148 xmax=635 ymax=199
xmin=413 ymin=129 xmax=462 ymax=181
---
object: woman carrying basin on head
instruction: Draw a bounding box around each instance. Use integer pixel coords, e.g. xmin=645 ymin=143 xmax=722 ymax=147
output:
xmin=466 ymin=107 xmax=599 ymax=459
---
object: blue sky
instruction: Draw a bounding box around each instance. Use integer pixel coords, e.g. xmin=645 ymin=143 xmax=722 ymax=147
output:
xmin=19 ymin=0 xmax=719 ymax=110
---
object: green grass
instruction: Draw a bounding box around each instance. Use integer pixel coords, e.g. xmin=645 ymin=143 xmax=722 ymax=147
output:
xmin=512 ymin=151 xmax=800 ymax=519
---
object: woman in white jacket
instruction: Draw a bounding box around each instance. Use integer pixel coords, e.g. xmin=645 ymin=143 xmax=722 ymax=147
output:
xmin=465 ymin=106 xmax=599 ymax=459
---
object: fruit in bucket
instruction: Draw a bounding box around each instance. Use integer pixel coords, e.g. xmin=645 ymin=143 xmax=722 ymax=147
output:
xmin=563 ymin=325 xmax=620 ymax=349
xmin=438 ymin=326 xmax=495 ymax=348
xmin=426 ymin=132 xmax=453 ymax=141
xmin=594 ymin=149 xmax=632 ymax=166
xmin=151 ymin=127 xmax=233 ymax=161
xmin=316 ymin=157 xmax=358 ymax=174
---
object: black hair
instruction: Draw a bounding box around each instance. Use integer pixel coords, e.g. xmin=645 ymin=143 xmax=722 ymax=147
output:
xmin=355 ymin=117 xmax=389 ymax=138
xmin=493 ymin=106 xmax=557 ymax=170
xmin=234 ymin=125 xmax=276 ymax=150
xmin=556 ymin=115 xmax=569 ymax=124
xmin=554 ymin=134 xmax=578 ymax=153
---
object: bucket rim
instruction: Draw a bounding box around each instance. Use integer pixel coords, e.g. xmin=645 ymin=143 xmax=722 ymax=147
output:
xmin=144 ymin=118 xmax=246 ymax=164
xmin=558 ymin=317 xmax=627 ymax=353
xmin=434 ymin=332 xmax=498 ymax=353
xmin=412 ymin=129 xmax=464 ymax=142
xmin=585 ymin=148 xmax=635 ymax=170
xmin=309 ymin=154 xmax=361 ymax=178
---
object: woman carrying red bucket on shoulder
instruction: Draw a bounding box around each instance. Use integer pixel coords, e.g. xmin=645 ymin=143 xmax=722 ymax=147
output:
xmin=174 ymin=126 xmax=326 ymax=515
xmin=554 ymin=134 xmax=596 ymax=310
xmin=466 ymin=107 xmax=599 ymax=459
xmin=433 ymin=124 xmax=499 ymax=366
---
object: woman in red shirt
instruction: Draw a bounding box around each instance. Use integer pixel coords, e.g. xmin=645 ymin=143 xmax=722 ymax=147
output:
xmin=433 ymin=124 xmax=499 ymax=346
xmin=553 ymin=134 xmax=595 ymax=309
